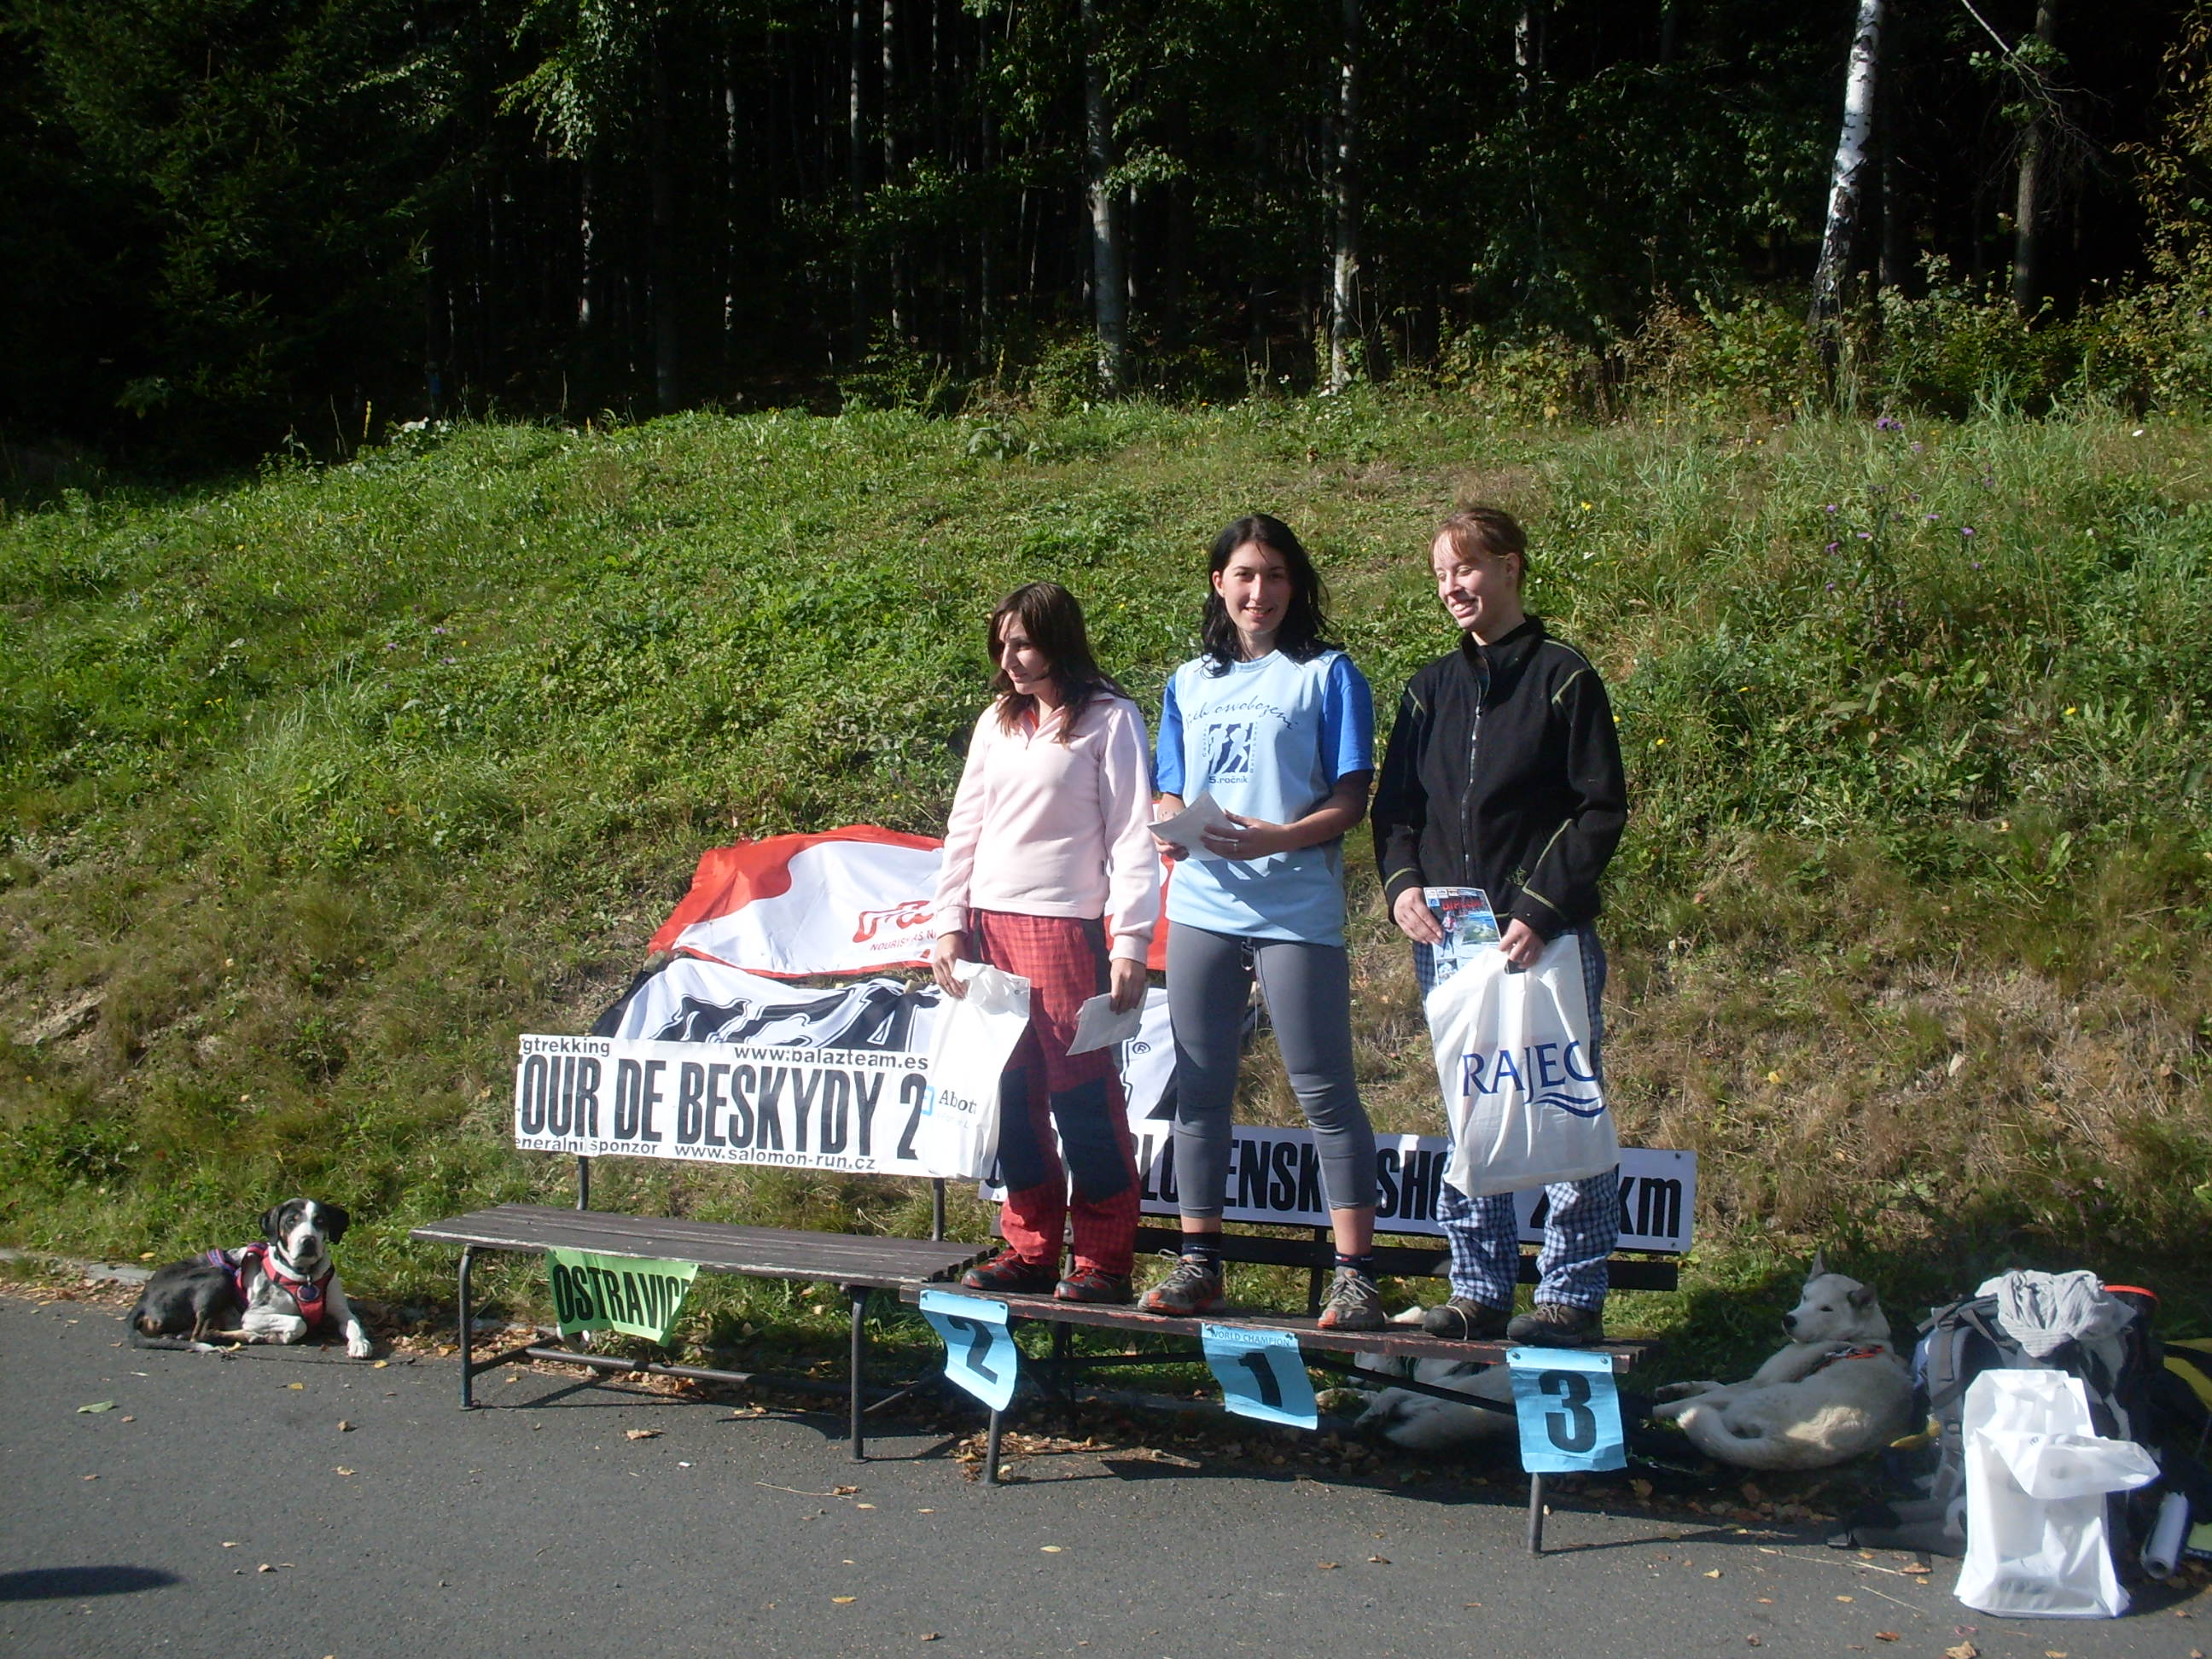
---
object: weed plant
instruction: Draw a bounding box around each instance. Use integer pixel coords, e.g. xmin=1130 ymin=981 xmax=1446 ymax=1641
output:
xmin=2 ymin=398 xmax=2207 ymax=1372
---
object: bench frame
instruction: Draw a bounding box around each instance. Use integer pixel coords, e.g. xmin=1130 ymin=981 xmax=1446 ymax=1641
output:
xmin=410 ymin=1164 xmax=983 ymax=1461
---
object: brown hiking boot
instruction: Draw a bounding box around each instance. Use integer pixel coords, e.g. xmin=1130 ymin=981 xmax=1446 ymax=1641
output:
xmin=1419 ymin=1296 xmax=1512 ymax=1341
xmin=1506 ymin=1301 xmax=1604 ymax=1347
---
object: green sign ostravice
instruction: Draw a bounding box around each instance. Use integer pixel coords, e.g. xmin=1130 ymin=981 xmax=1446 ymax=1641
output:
xmin=546 ymin=1249 xmax=700 ymax=1342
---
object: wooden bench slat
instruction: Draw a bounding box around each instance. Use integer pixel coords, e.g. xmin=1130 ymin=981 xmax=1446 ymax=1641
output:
xmin=1126 ymin=1226 xmax=1679 ymax=1292
xmin=410 ymin=1204 xmax=986 ymax=1288
xmin=901 ymin=1285 xmax=1657 ymax=1372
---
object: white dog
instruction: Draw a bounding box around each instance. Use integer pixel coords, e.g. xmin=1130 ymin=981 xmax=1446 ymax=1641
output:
xmin=1350 ymin=1310 xmax=1521 ymax=1452
xmin=1650 ymin=1255 xmax=1912 ymax=1471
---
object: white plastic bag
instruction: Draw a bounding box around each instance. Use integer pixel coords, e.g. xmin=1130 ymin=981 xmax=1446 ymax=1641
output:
xmin=912 ymin=962 xmax=1031 ymax=1179
xmin=1955 ymin=1368 xmax=2160 ymax=1620
xmin=1428 ymin=931 xmax=1616 ymax=1198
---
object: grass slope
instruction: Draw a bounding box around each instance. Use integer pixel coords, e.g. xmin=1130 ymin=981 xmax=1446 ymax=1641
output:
xmin=3 ymin=395 xmax=2209 ymax=1365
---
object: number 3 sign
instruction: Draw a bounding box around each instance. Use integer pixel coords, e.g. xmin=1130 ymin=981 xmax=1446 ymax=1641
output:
xmin=919 ymin=1287 xmax=1019 ymax=1412
xmin=1506 ymin=1346 xmax=1627 ymax=1473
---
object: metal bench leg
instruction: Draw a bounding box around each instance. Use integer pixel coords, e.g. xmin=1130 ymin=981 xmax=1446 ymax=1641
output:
xmin=847 ymin=1286 xmax=868 ymax=1462
xmin=1527 ymin=1473 xmax=1546 ymax=1554
xmin=984 ymin=1406 xmax=1005 ymax=1486
xmin=457 ymin=1247 xmax=476 ymax=1410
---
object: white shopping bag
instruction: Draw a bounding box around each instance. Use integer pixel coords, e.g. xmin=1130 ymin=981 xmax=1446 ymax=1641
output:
xmin=1955 ymin=1368 xmax=2159 ymax=1620
xmin=1429 ymin=931 xmax=1616 ymax=1198
xmin=912 ymin=962 xmax=1032 ymax=1179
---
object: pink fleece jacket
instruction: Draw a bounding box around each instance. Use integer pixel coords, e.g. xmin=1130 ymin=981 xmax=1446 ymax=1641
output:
xmin=932 ymin=694 xmax=1161 ymax=961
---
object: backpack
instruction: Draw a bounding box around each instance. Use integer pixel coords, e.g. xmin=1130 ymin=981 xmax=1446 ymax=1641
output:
xmin=1842 ymin=1284 xmax=2167 ymax=1558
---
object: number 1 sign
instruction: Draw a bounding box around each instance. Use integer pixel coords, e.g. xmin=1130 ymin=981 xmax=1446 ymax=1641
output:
xmin=1506 ymin=1346 xmax=1627 ymax=1473
xmin=919 ymin=1287 xmax=1019 ymax=1412
xmin=1202 ymin=1324 xmax=1318 ymax=1429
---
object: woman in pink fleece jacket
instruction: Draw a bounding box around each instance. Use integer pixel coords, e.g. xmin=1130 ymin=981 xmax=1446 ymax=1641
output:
xmin=932 ymin=582 xmax=1160 ymax=1304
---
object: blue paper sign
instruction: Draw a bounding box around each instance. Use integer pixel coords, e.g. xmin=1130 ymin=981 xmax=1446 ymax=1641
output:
xmin=1202 ymin=1324 xmax=1318 ymax=1429
xmin=1506 ymin=1346 xmax=1627 ymax=1473
xmin=920 ymin=1288 xmax=1018 ymax=1412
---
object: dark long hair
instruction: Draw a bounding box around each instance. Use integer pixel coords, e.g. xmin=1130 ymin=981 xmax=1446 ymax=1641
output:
xmin=1199 ymin=513 xmax=1341 ymax=674
xmin=988 ymin=581 xmax=1129 ymax=743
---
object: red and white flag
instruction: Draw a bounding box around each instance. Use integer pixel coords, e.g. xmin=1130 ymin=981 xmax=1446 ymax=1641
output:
xmin=649 ymin=824 xmax=1173 ymax=977
xmin=649 ymin=825 xmax=947 ymax=977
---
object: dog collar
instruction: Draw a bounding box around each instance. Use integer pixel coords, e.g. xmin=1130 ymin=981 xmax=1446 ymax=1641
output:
xmin=216 ymin=1243 xmax=335 ymax=1328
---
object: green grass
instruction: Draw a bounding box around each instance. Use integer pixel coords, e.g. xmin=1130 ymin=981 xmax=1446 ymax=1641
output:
xmin=3 ymin=393 xmax=2209 ymax=1377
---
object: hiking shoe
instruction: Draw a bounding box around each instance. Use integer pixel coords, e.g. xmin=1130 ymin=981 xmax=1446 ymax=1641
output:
xmin=1507 ymin=1301 xmax=1604 ymax=1348
xmin=960 ymin=1248 xmax=1058 ymax=1295
xmin=1139 ymin=1254 xmax=1225 ymax=1317
xmin=1316 ymin=1266 xmax=1386 ymax=1332
xmin=1056 ymin=1266 xmax=1133 ymax=1304
xmin=1419 ymin=1296 xmax=1512 ymax=1341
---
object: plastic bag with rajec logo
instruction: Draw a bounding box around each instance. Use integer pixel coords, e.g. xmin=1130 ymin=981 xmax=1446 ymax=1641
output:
xmin=1429 ymin=931 xmax=1616 ymax=1199
xmin=911 ymin=962 xmax=1031 ymax=1179
xmin=1955 ymin=1368 xmax=2160 ymax=1620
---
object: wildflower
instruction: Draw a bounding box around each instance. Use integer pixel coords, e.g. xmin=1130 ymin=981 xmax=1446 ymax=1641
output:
xmin=432 ymin=626 xmax=449 ymax=635
xmin=1874 ymin=416 xmax=1902 ymax=432
xmin=1826 ymin=581 xmax=1837 ymax=590
xmin=2064 ymin=706 xmax=2077 ymax=717
xmin=1960 ymin=527 xmax=1975 ymax=537
xmin=1825 ymin=542 xmax=1840 ymax=554
xmin=1911 ymin=442 xmax=1924 ymax=453
xmin=1823 ymin=504 xmax=1838 ymax=514
xmin=1925 ymin=513 xmax=1939 ymax=521
xmin=1970 ymin=561 xmax=1982 ymax=569
xmin=1857 ymin=531 xmax=1872 ymax=539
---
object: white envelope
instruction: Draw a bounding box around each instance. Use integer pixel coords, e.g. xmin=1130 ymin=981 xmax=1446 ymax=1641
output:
xmin=1066 ymin=992 xmax=1143 ymax=1056
xmin=1151 ymin=789 xmax=1236 ymax=861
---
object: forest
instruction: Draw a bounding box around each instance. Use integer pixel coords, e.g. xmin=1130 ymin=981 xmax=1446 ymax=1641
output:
xmin=6 ymin=0 xmax=2212 ymax=468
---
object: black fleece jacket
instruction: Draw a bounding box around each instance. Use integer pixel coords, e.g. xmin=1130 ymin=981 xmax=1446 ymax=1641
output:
xmin=1371 ymin=616 xmax=1628 ymax=940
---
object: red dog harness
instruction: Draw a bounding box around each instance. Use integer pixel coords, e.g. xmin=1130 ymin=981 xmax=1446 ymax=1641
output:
xmin=207 ymin=1244 xmax=333 ymax=1330
xmin=1813 ymin=1343 xmax=1889 ymax=1371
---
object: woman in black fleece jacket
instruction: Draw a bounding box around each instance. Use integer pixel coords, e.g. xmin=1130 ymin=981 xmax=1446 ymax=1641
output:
xmin=1371 ymin=505 xmax=1628 ymax=1347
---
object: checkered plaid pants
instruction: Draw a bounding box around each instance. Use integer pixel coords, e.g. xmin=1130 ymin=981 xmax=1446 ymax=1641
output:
xmin=1415 ymin=926 xmax=1620 ymax=1311
xmin=970 ymin=911 xmax=1142 ymax=1277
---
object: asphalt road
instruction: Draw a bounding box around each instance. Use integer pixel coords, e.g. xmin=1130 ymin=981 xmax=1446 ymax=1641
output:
xmin=3 ymin=1292 xmax=2206 ymax=1659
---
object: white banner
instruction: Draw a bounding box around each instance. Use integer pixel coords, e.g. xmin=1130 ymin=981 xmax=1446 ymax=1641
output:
xmin=537 ymin=958 xmax=1693 ymax=1251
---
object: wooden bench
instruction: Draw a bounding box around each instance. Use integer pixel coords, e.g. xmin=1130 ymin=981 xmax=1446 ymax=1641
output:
xmin=409 ymin=1203 xmax=987 ymax=1459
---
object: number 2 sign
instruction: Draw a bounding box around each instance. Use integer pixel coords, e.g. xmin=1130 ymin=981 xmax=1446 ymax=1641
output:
xmin=1506 ymin=1346 xmax=1627 ymax=1473
xmin=919 ymin=1287 xmax=1019 ymax=1412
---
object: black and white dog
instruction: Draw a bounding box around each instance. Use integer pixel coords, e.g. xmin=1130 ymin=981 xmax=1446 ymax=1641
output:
xmin=131 ymin=1199 xmax=375 ymax=1359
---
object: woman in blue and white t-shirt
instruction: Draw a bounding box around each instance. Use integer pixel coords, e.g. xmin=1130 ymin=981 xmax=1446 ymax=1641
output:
xmin=1140 ymin=513 xmax=1384 ymax=1331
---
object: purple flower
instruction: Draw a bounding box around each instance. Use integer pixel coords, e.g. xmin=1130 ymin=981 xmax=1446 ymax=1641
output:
xmin=1824 ymin=504 xmax=1838 ymax=514
xmin=1961 ymin=527 xmax=1975 ymax=537
xmin=1875 ymin=416 xmax=1903 ymax=432
xmin=1970 ymin=561 xmax=1982 ymax=568
xmin=431 ymin=626 xmax=450 ymax=636
xmin=1857 ymin=531 xmax=1872 ymax=539
xmin=1826 ymin=581 xmax=1837 ymax=591
xmin=1911 ymin=442 xmax=1924 ymax=453
xmin=1826 ymin=542 xmax=1840 ymax=553
xmin=1925 ymin=512 xmax=1939 ymax=521
xmin=382 ymin=642 xmax=398 ymax=651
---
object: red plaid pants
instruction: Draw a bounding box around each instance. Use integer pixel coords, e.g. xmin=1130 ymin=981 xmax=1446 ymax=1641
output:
xmin=969 ymin=911 xmax=1141 ymax=1276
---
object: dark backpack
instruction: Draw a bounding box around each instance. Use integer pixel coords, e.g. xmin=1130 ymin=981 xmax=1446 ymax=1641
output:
xmin=1842 ymin=1285 xmax=2166 ymax=1558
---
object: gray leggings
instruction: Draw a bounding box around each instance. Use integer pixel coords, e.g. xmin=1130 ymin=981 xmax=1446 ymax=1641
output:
xmin=1166 ymin=922 xmax=1377 ymax=1218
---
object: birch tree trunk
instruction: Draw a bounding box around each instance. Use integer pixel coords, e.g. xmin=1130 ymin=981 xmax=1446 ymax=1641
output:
xmin=1327 ymin=0 xmax=1361 ymax=393
xmin=2011 ymin=0 xmax=2059 ymax=316
xmin=1081 ymin=0 xmax=1126 ymax=395
xmin=648 ymin=44 xmax=681 ymax=411
xmin=1808 ymin=0 xmax=1884 ymax=334
xmin=847 ymin=0 xmax=866 ymax=363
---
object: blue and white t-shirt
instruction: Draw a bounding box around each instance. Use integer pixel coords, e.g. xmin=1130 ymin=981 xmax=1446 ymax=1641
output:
xmin=1155 ymin=649 xmax=1375 ymax=946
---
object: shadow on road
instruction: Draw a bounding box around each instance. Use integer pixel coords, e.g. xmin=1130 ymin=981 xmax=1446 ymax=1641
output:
xmin=0 ymin=1565 xmax=180 ymax=1601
